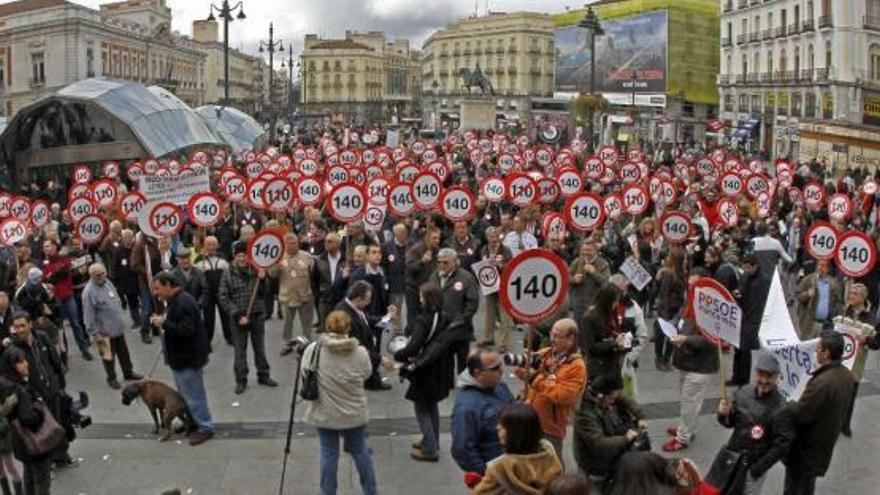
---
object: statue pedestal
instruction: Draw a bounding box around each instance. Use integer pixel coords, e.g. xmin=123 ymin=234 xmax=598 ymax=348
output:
xmin=460 ymin=98 xmax=496 ymax=131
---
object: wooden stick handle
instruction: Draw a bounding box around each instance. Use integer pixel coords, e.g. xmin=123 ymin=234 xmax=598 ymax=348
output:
xmin=717 ymin=340 xmax=727 ymax=400
xmin=245 ymin=276 xmax=261 ymax=319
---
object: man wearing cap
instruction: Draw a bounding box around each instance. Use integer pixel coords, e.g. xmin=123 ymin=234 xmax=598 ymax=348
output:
xmin=170 ymin=246 xmax=206 ymax=310
xmin=730 ymin=253 xmax=771 ymax=386
xmin=714 ymin=353 xmax=794 ymax=494
xmin=218 ymin=241 xmax=277 ymax=395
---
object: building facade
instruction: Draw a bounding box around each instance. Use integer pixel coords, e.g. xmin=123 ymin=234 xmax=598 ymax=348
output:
xmin=718 ymin=0 xmax=880 ymax=159
xmin=300 ymin=31 xmax=419 ymax=123
xmin=420 ymin=12 xmax=556 ymax=129
xmin=0 ymin=0 xmax=206 ymax=118
xmin=192 ymin=19 xmax=263 ymax=116
xmin=555 ymin=0 xmax=720 ymax=147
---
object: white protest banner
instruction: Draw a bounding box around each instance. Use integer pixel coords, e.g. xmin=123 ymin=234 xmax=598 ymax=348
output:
xmin=618 ymin=256 xmax=652 ymax=292
xmin=138 ymin=168 xmax=210 ymax=205
xmin=471 ymin=259 xmax=500 ymax=296
xmin=691 ymin=277 xmax=742 ymax=348
xmin=758 ymin=269 xmax=800 ymax=348
xmin=756 ymin=335 xmax=857 ymax=401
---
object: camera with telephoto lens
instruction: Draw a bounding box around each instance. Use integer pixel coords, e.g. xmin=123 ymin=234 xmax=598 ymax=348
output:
xmin=502 ymin=353 xmax=542 ymax=369
xmin=629 ymin=430 xmax=651 ymax=452
xmin=288 ymin=336 xmax=311 ymax=356
xmin=68 ymin=391 xmax=92 ymax=429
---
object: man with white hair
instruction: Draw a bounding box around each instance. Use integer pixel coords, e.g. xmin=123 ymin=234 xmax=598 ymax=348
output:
xmin=82 ymin=263 xmax=142 ymax=389
xmin=430 ymin=248 xmax=480 ymax=373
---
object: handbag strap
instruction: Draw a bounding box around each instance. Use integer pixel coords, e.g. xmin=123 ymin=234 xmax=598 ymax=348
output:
xmin=308 ymin=342 xmax=322 ymax=371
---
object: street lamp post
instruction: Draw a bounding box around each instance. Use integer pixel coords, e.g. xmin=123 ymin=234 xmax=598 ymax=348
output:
xmin=206 ymin=0 xmax=246 ymax=107
xmin=631 ymin=71 xmax=638 ymax=144
xmin=431 ymin=79 xmax=439 ymax=129
xmin=280 ymin=43 xmax=294 ymax=118
xmin=259 ymin=23 xmax=283 ymax=142
xmin=578 ymin=6 xmax=603 ymax=153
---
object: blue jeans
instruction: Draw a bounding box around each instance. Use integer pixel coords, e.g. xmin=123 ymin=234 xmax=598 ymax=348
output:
xmin=172 ymin=367 xmax=214 ymax=433
xmin=58 ymin=296 xmax=89 ymax=353
xmin=414 ymin=400 xmax=439 ymax=456
xmin=317 ymin=426 xmax=377 ymax=495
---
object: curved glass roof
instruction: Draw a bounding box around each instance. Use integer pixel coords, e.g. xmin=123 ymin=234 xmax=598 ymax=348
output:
xmin=195 ymin=105 xmax=266 ymax=151
xmin=46 ymin=78 xmax=226 ymax=157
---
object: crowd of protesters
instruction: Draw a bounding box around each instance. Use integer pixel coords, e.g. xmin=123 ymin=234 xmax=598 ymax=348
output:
xmin=0 ymin=124 xmax=875 ymax=495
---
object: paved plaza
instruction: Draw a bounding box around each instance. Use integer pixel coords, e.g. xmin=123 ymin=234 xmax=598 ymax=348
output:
xmin=50 ymin=303 xmax=880 ymax=495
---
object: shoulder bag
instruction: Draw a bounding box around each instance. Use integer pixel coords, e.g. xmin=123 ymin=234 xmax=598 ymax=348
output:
xmin=300 ymin=342 xmax=322 ymax=401
xmin=10 ymin=400 xmax=66 ymax=457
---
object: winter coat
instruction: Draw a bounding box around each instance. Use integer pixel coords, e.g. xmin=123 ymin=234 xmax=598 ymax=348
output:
xmin=393 ymin=311 xmax=456 ymax=403
xmin=451 ymin=370 xmax=515 ymax=475
xmin=520 ymin=348 xmax=587 ymax=440
xmin=795 ymin=273 xmax=843 ymax=336
xmin=0 ymin=378 xmax=48 ymax=463
xmin=572 ymin=390 xmax=645 ymax=477
xmin=275 ymin=250 xmax=314 ymax=307
xmin=380 ymin=240 xmax=406 ymax=294
xmin=428 ymin=267 xmax=480 ymax=337
xmin=110 ymin=243 xmax=138 ymax=296
xmin=656 ymin=269 xmax=686 ymax=321
xmin=740 ymin=271 xmax=771 ymax=351
xmin=170 ymin=266 xmax=206 ymax=307
xmin=569 ymin=256 xmax=611 ymax=318
xmin=785 ymin=361 xmax=855 ymax=477
xmin=9 ymin=332 xmax=65 ymax=417
xmin=671 ymin=320 xmax=720 ymax=375
xmin=717 ymin=385 xmax=794 ymax=480
xmin=218 ymin=266 xmax=268 ymax=320
xmin=578 ymin=313 xmax=624 ymax=383
xmin=349 ymin=265 xmax=390 ymax=318
xmin=162 ymin=290 xmax=210 ymax=371
xmin=472 ymin=440 xmax=563 ymax=495
xmin=81 ymin=279 xmax=128 ymax=338
xmin=404 ymin=241 xmax=437 ymax=292
xmin=302 ymin=333 xmax=372 ymax=430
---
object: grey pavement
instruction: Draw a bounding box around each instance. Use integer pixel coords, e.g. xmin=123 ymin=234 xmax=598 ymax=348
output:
xmin=46 ymin=301 xmax=880 ymax=495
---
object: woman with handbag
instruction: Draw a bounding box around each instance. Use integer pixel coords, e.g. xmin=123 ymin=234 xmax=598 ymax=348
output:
xmin=1 ymin=347 xmax=63 ymax=495
xmin=301 ymin=310 xmax=378 ymax=495
xmin=393 ymin=283 xmax=456 ymax=462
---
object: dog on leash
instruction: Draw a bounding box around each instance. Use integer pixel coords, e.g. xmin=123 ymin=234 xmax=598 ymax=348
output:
xmin=121 ymin=380 xmax=195 ymax=441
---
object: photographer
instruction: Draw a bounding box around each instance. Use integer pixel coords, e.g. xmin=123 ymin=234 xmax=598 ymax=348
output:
xmin=573 ymin=374 xmax=647 ymax=489
xmin=393 ymin=283 xmax=456 ymax=462
xmin=513 ymin=318 xmax=586 ymax=461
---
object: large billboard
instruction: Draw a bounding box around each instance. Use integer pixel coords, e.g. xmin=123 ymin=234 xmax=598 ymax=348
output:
xmin=555 ymin=10 xmax=668 ymax=94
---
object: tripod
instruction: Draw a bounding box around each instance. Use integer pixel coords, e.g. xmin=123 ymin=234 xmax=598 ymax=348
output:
xmin=278 ymin=352 xmax=303 ymax=495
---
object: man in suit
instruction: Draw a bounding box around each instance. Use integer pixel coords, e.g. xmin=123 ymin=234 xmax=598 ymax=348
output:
xmin=429 ymin=248 xmax=480 ymax=373
xmin=335 ymin=280 xmax=395 ymax=390
xmin=311 ymin=232 xmax=347 ymax=329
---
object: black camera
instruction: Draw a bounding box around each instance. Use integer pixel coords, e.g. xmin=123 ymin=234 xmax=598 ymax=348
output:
xmin=503 ymin=353 xmax=541 ymax=369
xmin=629 ymin=430 xmax=651 ymax=451
xmin=288 ymin=336 xmax=311 ymax=356
xmin=69 ymin=391 xmax=92 ymax=429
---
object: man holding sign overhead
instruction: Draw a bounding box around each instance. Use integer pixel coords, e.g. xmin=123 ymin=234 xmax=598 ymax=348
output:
xmin=219 ymin=240 xmax=277 ymax=395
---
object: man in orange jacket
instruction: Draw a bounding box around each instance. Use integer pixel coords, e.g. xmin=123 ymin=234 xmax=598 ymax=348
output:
xmin=515 ymin=318 xmax=588 ymax=462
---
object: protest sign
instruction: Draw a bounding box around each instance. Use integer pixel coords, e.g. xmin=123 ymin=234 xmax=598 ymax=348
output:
xmin=138 ymin=168 xmax=210 ymax=205
xmin=691 ymin=277 xmax=742 ymax=348
xmin=618 ymin=256 xmax=652 ymax=292
xmin=471 ymin=259 xmax=501 ymax=296
xmin=756 ymin=335 xmax=857 ymax=401
xmin=758 ymin=269 xmax=800 ymax=348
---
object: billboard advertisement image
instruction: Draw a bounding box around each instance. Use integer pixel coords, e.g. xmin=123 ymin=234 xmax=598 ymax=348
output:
xmin=555 ymin=10 xmax=668 ymax=94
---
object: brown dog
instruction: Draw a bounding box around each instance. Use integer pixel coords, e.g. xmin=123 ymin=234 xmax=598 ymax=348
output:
xmin=121 ymin=380 xmax=194 ymax=441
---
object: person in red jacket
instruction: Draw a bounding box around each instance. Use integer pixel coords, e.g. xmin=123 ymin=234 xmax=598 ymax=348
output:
xmin=41 ymin=240 xmax=92 ymax=360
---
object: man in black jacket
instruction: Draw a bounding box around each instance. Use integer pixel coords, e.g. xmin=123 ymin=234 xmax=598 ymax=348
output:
xmin=194 ymin=236 xmax=231 ymax=345
xmin=335 ymin=280 xmax=394 ymax=390
xmin=382 ymin=224 xmax=408 ymax=334
xmin=429 ymin=248 xmax=479 ymax=373
xmin=715 ymin=353 xmax=793 ymax=494
xmin=731 ymin=254 xmax=771 ymax=386
xmin=404 ymin=228 xmax=441 ymax=329
xmin=151 ymin=272 xmax=214 ymax=446
xmin=311 ymin=232 xmax=347 ymax=329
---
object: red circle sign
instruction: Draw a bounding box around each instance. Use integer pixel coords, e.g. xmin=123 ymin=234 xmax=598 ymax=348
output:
xmin=835 ymin=231 xmax=877 ymax=278
xmin=148 ymin=202 xmax=183 ymax=237
xmin=500 ymin=249 xmax=569 ymax=324
xmin=388 ymin=183 xmax=416 ymax=217
xmin=565 ymin=192 xmax=604 ymax=232
xmin=0 ymin=218 xmax=27 ymax=246
xmin=119 ymin=191 xmax=146 ymax=223
xmin=660 ymin=211 xmax=692 ymax=244
xmin=440 ymin=187 xmax=476 ymax=222
xmin=328 ymin=182 xmax=366 ymax=223
xmin=804 ymin=221 xmax=839 ymax=261
xmin=247 ymin=230 xmax=284 ymax=270
xmin=76 ymin=214 xmax=107 ymax=245
xmin=187 ymin=192 xmax=222 ymax=228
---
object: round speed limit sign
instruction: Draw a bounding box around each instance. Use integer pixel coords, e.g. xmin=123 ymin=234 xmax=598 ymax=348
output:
xmin=295 ymin=177 xmax=323 ymax=206
xmin=835 ymin=231 xmax=877 ymax=278
xmin=827 ymin=193 xmax=851 ymax=222
xmin=482 ymin=178 xmax=506 ymax=203
xmin=76 ymin=214 xmax=107 ymax=245
xmin=148 ymin=202 xmax=183 ymax=237
xmin=440 ymin=187 xmax=475 ymax=222
xmin=187 ymin=192 xmax=222 ymax=228
xmin=0 ymin=218 xmax=27 ymax=246
xmin=363 ymin=205 xmax=386 ymax=231
xmin=119 ymin=192 xmax=146 ymax=223
xmin=248 ymin=230 xmax=284 ymax=270
xmin=622 ymin=185 xmax=649 ymax=215
xmin=803 ymin=181 xmax=825 ymax=209
xmin=565 ymin=192 xmax=604 ymax=232
xmin=717 ymin=198 xmax=739 ymax=228
xmin=262 ymin=178 xmax=294 ymax=213
xmin=412 ymin=172 xmax=442 ymax=211
xmin=30 ymin=200 xmax=49 ymax=229
xmin=804 ymin=221 xmax=839 ymax=261
xmin=68 ymin=197 xmax=95 ymax=224
xmin=224 ymin=175 xmax=247 ymax=202
xmin=506 ymin=173 xmax=537 ymax=207
xmin=388 ymin=183 xmax=415 ymax=217
xmin=328 ymin=182 xmax=366 ymax=223
xmin=660 ymin=211 xmax=692 ymax=244
xmin=500 ymin=250 xmax=569 ymax=324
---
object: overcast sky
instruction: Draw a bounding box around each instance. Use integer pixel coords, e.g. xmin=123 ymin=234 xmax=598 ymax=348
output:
xmin=29 ymin=0 xmax=595 ymax=65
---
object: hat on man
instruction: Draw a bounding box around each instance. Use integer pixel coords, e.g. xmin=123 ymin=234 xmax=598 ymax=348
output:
xmin=232 ymin=241 xmax=247 ymax=256
xmin=27 ymin=268 xmax=43 ymax=284
xmin=175 ymin=246 xmax=192 ymax=258
xmin=755 ymin=354 xmax=780 ymax=375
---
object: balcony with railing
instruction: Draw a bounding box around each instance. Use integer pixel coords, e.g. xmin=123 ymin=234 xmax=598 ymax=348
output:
xmin=763 ymin=28 xmax=773 ymax=40
xmin=737 ymin=0 xmax=747 ymax=8
xmin=735 ymin=74 xmax=747 ymax=84
xmin=802 ymin=19 xmax=815 ymax=31
xmin=722 ymin=37 xmax=732 ymax=47
xmin=718 ymin=74 xmax=730 ymax=85
xmin=788 ymin=23 xmax=800 ymax=35
xmin=774 ymin=26 xmax=787 ymax=37
xmin=760 ymin=72 xmax=772 ymax=83
xmin=507 ymin=67 xmax=517 ymax=74
xmin=723 ymin=0 xmax=733 ymax=12
xmin=815 ymin=67 xmax=830 ymax=82
xmin=801 ymin=69 xmax=813 ymax=82
xmin=747 ymin=73 xmax=760 ymax=83
xmin=818 ymin=15 xmax=833 ymax=28
xmin=749 ymin=32 xmax=760 ymax=43
xmin=865 ymin=15 xmax=880 ymax=31
xmin=507 ymin=47 xmax=518 ymax=54
xmin=750 ymin=0 xmax=761 ymax=5
xmin=29 ymin=77 xmax=45 ymax=88
xmin=736 ymin=33 xmax=747 ymax=45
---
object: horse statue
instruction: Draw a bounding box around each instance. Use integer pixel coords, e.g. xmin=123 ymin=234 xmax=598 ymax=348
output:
xmin=458 ymin=66 xmax=494 ymax=95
